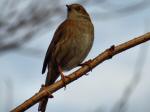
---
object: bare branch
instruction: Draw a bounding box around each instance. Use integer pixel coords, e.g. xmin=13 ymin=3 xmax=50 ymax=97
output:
xmin=111 ymin=19 xmax=150 ymax=112
xmin=10 ymin=32 xmax=150 ymax=112
xmin=112 ymin=44 xmax=149 ymax=112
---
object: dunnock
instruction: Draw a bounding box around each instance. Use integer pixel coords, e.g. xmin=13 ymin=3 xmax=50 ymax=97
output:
xmin=39 ymin=3 xmax=94 ymax=112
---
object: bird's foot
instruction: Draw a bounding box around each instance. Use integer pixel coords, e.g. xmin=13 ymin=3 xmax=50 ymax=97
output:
xmin=58 ymin=65 xmax=71 ymax=89
xmin=79 ymin=59 xmax=92 ymax=71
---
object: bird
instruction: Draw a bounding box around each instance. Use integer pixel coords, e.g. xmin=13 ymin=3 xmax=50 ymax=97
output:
xmin=38 ymin=3 xmax=94 ymax=112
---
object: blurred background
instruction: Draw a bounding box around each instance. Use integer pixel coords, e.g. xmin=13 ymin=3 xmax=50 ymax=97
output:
xmin=0 ymin=0 xmax=150 ymax=112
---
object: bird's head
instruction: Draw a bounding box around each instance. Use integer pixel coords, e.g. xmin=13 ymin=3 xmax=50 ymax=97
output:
xmin=66 ymin=4 xmax=91 ymax=21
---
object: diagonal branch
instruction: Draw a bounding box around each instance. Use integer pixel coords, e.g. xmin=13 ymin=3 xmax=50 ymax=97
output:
xmin=11 ymin=32 xmax=150 ymax=112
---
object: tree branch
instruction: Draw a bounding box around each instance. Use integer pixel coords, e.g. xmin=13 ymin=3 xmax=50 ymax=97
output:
xmin=11 ymin=32 xmax=150 ymax=112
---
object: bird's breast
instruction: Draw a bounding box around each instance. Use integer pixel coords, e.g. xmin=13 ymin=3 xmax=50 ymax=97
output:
xmin=62 ymin=21 xmax=94 ymax=70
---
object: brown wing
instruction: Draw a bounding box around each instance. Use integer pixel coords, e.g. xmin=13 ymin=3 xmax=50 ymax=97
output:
xmin=42 ymin=19 xmax=74 ymax=74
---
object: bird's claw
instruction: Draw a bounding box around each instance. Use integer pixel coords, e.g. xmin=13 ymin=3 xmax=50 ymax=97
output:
xmin=79 ymin=59 xmax=92 ymax=71
xmin=58 ymin=65 xmax=71 ymax=89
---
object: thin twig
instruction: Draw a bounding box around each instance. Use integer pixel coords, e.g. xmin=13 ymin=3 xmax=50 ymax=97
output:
xmin=11 ymin=32 xmax=150 ymax=112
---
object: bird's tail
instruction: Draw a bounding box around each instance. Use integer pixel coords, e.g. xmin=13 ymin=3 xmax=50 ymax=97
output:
xmin=38 ymin=63 xmax=59 ymax=112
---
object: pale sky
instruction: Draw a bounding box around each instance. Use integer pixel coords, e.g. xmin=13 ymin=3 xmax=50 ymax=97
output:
xmin=0 ymin=0 xmax=150 ymax=112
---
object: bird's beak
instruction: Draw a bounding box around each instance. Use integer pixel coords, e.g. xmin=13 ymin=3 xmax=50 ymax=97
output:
xmin=66 ymin=4 xmax=71 ymax=11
